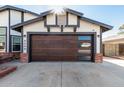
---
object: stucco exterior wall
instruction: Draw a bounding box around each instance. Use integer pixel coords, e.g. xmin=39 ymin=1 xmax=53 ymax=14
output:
xmin=63 ymin=27 xmax=74 ymax=32
xmin=50 ymin=27 xmax=61 ymax=32
xmin=77 ymin=20 xmax=100 ymax=32
xmin=0 ymin=10 xmax=9 ymax=26
xmin=46 ymin=14 xmax=56 ymax=25
xmin=77 ymin=20 xmax=101 ymax=53
xmin=24 ymin=13 xmax=38 ymax=21
xmin=10 ymin=10 xmax=22 ymax=25
xmin=23 ymin=21 xmax=47 ymax=53
xmin=23 ymin=21 xmax=47 ymax=34
xmin=10 ymin=10 xmax=22 ymax=36
xmin=68 ymin=13 xmax=77 ymax=25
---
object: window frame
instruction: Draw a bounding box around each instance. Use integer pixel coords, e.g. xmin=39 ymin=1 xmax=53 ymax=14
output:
xmin=11 ymin=35 xmax=21 ymax=52
xmin=0 ymin=27 xmax=7 ymax=52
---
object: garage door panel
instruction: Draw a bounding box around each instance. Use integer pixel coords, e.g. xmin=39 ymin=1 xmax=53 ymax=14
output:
xmin=32 ymin=49 xmax=78 ymax=56
xmin=32 ymin=56 xmax=48 ymax=61
xmin=32 ymin=56 xmax=77 ymax=61
xmin=47 ymin=56 xmax=77 ymax=61
xmin=31 ymin=35 xmax=78 ymax=61
xmin=32 ymin=40 xmax=77 ymax=48
xmin=32 ymin=36 xmax=76 ymax=40
xmin=30 ymin=34 xmax=93 ymax=62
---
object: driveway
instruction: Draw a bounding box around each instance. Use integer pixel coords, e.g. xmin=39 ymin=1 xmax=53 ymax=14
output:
xmin=0 ymin=59 xmax=124 ymax=87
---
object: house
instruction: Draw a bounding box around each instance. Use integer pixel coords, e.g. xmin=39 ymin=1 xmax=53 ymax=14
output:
xmin=103 ymin=34 xmax=124 ymax=59
xmin=0 ymin=5 xmax=113 ymax=63
xmin=0 ymin=5 xmax=39 ymax=58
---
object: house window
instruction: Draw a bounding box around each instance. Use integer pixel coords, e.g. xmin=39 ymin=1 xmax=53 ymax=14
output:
xmin=12 ymin=36 xmax=21 ymax=52
xmin=0 ymin=27 xmax=6 ymax=52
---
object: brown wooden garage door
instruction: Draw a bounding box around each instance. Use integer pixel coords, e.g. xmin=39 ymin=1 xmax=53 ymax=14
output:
xmin=30 ymin=35 xmax=93 ymax=61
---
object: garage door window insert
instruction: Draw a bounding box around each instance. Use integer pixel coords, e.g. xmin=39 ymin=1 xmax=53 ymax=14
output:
xmin=12 ymin=36 xmax=21 ymax=52
xmin=78 ymin=36 xmax=92 ymax=61
xmin=0 ymin=27 xmax=6 ymax=52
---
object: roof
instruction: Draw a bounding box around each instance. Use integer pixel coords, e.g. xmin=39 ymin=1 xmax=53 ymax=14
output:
xmin=40 ymin=10 xmax=53 ymax=16
xmin=64 ymin=8 xmax=83 ymax=17
xmin=39 ymin=8 xmax=83 ymax=17
xmin=11 ymin=8 xmax=113 ymax=31
xmin=80 ymin=17 xmax=113 ymax=30
xmin=11 ymin=16 xmax=44 ymax=29
xmin=103 ymin=34 xmax=124 ymax=42
xmin=0 ymin=5 xmax=40 ymax=16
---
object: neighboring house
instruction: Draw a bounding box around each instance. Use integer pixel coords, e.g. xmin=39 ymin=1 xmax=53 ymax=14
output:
xmin=103 ymin=34 xmax=124 ymax=58
xmin=11 ymin=7 xmax=113 ymax=63
xmin=0 ymin=5 xmax=39 ymax=58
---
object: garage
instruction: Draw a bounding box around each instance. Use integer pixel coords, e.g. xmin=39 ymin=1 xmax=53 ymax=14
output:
xmin=11 ymin=8 xmax=113 ymax=63
xmin=29 ymin=33 xmax=94 ymax=62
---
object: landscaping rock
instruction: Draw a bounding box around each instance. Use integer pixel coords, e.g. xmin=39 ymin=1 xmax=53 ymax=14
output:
xmin=0 ymin=66 xmax=17 ymax=78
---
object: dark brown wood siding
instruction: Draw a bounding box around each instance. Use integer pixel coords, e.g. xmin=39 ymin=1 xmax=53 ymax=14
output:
xmin=31 ymin=35 xmax=78 ymax=61
xmin=29 ymin=33 xmax=95 ymax=62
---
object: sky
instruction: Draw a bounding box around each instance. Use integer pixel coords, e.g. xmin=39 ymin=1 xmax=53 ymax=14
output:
xmin=14 ymin=5 xmax=124 ymax=38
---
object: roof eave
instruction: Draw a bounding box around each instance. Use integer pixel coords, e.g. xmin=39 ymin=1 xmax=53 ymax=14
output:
xmin=11 ymin=17 xmax=44 ymax=31
xmin=80 ymin=17 xmax=113 ymax=31
xmin=64 ymin=8 xmax=83 ymax=17
xmin=39 ymin=8 xmax=84 ymax=17
xmin=0 ymin=5 xmax=40 ymax=16
xmin=40 ymin=10 xmax=53 ymax=16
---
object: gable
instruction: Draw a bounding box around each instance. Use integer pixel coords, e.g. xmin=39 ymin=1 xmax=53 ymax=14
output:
xmin=11 ymin=8 xmax=113 ymax=32
xmin=45 ymin=12 xmax=79 ymax=26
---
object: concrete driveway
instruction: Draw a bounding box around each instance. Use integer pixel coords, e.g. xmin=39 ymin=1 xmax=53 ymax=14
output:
xmin=0 ymin=59 xmax=124 ymax=87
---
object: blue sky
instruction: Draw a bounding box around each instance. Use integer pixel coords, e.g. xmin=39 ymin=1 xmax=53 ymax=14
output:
xmin=14 ymin=5 xmax=124 ymax=38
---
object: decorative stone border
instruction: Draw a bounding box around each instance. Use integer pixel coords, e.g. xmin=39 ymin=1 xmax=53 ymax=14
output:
xmin=0 ymin=66 xmax=17 ymax=78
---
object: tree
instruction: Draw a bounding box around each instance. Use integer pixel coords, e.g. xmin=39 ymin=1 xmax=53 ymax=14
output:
xmin=118 ymin=24 xmax=124 ymax=34
xmin=119 ymin=24 xmax=124 ymax=31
